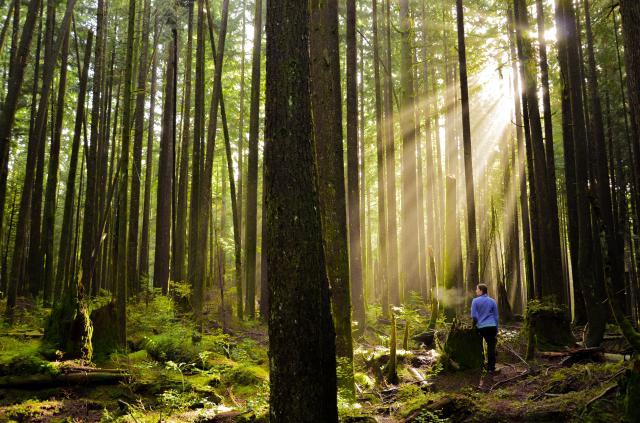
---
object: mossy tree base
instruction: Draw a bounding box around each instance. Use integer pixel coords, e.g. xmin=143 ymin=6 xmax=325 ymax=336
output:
xmin=443 ymin=317 xmax=483 ymax=370
xmin=524 ymin=300 xmax=574 ymax=354
xmin=43 ymin=294 xmax=93 ymax=361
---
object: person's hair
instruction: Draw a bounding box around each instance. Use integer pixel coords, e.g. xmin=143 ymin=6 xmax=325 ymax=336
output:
xmin=477 ymin=283 xmax=488 ymax=295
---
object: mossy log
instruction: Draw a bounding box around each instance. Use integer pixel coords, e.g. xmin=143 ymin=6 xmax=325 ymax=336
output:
xmin=443 ymin=317 xmax=483 ymax=370
xmin=524 ymin=300 xmax=575 ymax=354
xmin=0 ymin=371 xmax=128 ymax=388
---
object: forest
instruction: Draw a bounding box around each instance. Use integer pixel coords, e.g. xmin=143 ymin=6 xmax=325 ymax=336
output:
xmin=0 ymin=0 xmax=639 ymax=420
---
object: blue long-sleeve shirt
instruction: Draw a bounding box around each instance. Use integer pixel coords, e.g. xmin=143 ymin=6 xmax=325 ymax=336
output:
xmin=471 ymin=294 xmax=499 ymax=329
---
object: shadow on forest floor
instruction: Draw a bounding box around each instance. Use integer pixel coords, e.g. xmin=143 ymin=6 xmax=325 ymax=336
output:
xmin=0 ymin=296 xmax=633 ymax=422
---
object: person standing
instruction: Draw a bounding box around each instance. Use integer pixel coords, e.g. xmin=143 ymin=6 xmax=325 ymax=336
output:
xmin=471 ymin=283 xmax=499 ymax=373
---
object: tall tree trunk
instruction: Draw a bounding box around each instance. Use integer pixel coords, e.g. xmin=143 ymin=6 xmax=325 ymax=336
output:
xmin=154 ymin=30 xmax=177 ymax=296
xmin=514 ymin=0 xmax=564 ymax=302
xmin=55 ymin=31 xmax=92 ymax=302
xmin=265 ymin=0 xmax=338 ymax=416
xmin=421 ymin=2 xmax=436 ymax=299
xmin=202 ymin=0 xmax=241 ymax=326
xmin=26 ymin=0 xmax=52 ymax=299
xmin=116 ymin=0 xmax=137 ymax=345
xmin=129 ymin=0 xmax=151 ymax=294
xmin=82 ymin=0 xmax=104 ymax=296
xmin=456 ymin=0 xmax=479 ymax=294
xmin=196 ymin=0 xmax=229 ymax=321
xmin=6 ymin=0 xmax=75 ymax=320
xmin=309 ymin=0 xmax=355 ymax=398
xmin=583 ymin=0 xmax=625 ymax=312
xmin=620 ymin=1 xmax=640 ymax=227
xmin=0 ymin=0 xmax=20 ymax=230
xmin=174 ymin=2 xmax=193 ymax=284
xmin=383 ymin=0 xmax=399 ymax=305
xmin=189 ymin=0 xmax=205 ymax=312
xmin=237 ymin=0 xmax=246 ymax=261
xmin=535 ymin=0 xmax=565 ymax=304
xmin=42 ymin=29 xmax=69 ymax=305
xmin=346 ymin=0 xmax=364 ymax=330
xmin=371 ymin=0 xmax=388 ymax=314
xmin=139 ymin=27 xmax=158 ymax=286
xmin=555 ymin=0 xmax=606 ymax=346
xmin=399 ymin=0 xmax=420 ymax=298
xmin=243 ymin=0 xmax=262 ymax=320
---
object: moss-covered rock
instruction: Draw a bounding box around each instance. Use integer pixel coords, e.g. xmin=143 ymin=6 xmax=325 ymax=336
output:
xmin=443 ymin=317 xmax=484 ymax=370
xmin=524 ymin=300 xmax=575 ymax=353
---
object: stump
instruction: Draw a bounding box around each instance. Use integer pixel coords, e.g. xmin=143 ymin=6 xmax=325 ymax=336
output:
xmin=90 ymin=301 xmax=119 ymax=357
xmin=43 ymin=294 xmax=93 ymax=360
xmin=443 ymin=317 xmax=483 ymax=370
xmin=524 ymin=300 xmax=574 ymax=353
xmin=623 ymin=359 xmax=640 ymax=423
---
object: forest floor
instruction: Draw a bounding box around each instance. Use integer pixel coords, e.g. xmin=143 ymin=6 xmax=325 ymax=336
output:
xmin=0 ymin=294 xmax=634 ymax=422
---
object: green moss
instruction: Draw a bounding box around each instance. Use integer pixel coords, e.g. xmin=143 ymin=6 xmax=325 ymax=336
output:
xmin=222 ymin=364 xmax=268 ymax=386
xmin=354 ymin=372 xmax=374 ymax=390
xmin=0 ymin=353 xmax=58 ymax=376
xmin=397 ymin=391 xmax=445 ymax=418
xmin=3 ymin=399 xmax=63 ymax=421
xmin=396 ymin=384 xmax=424 ymax=402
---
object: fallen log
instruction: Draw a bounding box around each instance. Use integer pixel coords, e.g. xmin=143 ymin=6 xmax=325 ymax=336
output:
xmin=0 ymin=371 xmax=128 ymax=388
xmin=538 ymin=347 xmax=604 ymax=366
xmin=0 ymin=330 xmax=44 ymax=338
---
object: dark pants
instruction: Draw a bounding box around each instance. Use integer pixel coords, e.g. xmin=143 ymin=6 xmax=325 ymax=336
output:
xmin=478 ymin=326 xmax=497 ymax=371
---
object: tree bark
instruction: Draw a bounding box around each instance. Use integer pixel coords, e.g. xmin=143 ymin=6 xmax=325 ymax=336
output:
xmin=243 ymin=0 xmax=262 ymax=320
xmin=139 ymin=25 xmax=158 ymax=285
xmin=371 ymin=0 xmax=388 ymax=314
xmin=116 ymin=0 xmax=137 ymax=345
xmin=346 ymin=0 xmax=364 ymax=329
xmin=55 ymin=31 xmax=92 ymax=302
xmin=555 ymin=0 xmax=606 ymax=346
xmin=456 ymin=0 xmax=479 ymax=294
xmin=129 ymin=0 xmax=152 ymax=294
xmin=189 ymin=0 xmax=205 ymax=313
xmin=42 ymin=29 xmax=69 ymax=305
xmin=309 ymin=0 xmax=355 ymax=398
xmin=265 ymin=0 xmax=338 ymax=416
xmin=174 ymin=1 xmax=193 ymax=285
xmin=383 ymin=0 xmax=399 ymax=306
xmin=153 ymin=30 xmax=177 ymax=296
xmin=6 ymin=0 xmax=76 ymax=320
xmin=82 ymin=0 xmax=104 ymax=296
